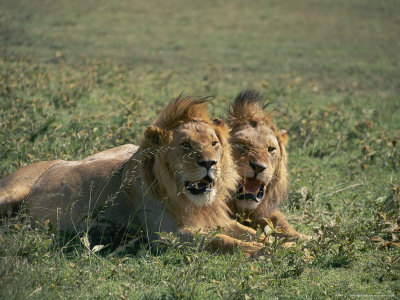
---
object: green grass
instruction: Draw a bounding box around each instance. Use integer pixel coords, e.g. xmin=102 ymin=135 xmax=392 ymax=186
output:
xmin=1 ymin=0 xmax=399 ymax=298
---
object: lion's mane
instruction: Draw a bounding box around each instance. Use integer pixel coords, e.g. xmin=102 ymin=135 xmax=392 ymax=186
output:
xmin=228 ymin=89 xmax=289 ymax=220
xmin=126 ymin=96 xmax=239 ymax=230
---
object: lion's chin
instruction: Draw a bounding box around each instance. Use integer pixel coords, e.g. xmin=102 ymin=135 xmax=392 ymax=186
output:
xmin=185 ymin=188 xmax=217 ymax=208
xmin=183 ymin=175 xmax=217 ymax=207
xmin=234 ymin=198 xmax=261 ymax=211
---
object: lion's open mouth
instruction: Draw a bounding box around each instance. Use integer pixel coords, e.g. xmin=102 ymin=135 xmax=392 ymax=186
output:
xmin=236 ymin=178 xmax=265 ymax=202
xmin=185 ymin=175 xmax=214 ymax=195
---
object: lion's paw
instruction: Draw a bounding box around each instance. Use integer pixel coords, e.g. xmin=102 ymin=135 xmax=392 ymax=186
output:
xmin=241 ymin=241 xmax=266 ymax=258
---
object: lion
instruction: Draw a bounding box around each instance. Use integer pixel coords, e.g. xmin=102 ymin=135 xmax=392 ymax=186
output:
xmin=0 ymin=96 xmax=265 ymax=256
xmin=227 ymin=89 xmax=308 ymax=240
xmin=122 ymin=96 xmax=265 ymax=255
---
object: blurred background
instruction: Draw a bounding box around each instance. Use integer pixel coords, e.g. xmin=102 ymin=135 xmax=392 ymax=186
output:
xmin=2 ymin=0 xmax=398 ymax=96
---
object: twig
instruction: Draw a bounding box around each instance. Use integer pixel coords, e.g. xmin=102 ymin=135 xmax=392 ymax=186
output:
xmin=316 ymin=183 xmax=364 ymax=197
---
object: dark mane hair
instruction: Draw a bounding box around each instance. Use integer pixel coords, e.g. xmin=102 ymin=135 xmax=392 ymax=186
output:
xmin=154 ymin=95 xmax=212 ymax=130
xmin=228 ymin=89 xmax=275 ymax=129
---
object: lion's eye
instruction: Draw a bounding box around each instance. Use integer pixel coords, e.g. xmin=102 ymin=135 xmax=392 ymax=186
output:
xmin=181 ymin=142 xmax=192 ymax=150
xmin=212 ymin=141 xmax=218 ymax=147
xmin=268 ymin=146 xmax=276 ymax=153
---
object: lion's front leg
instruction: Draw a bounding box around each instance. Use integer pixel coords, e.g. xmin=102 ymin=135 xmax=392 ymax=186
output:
xmin=177 ymin=226 xmax=265 ymax=258
xmin=224 ymin=220 xmax=267 ymax=242
xmin=260 ymin=209 xmax=310 ymax=240
xmin=208 ymin=233 xmax=265 ymax=258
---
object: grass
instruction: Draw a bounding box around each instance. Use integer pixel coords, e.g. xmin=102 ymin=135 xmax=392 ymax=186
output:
xmin=1 ymin=0 xmax=399 ymax=298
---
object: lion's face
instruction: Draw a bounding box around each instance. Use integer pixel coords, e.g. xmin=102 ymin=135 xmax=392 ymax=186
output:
xmin=142 ymin=115 xmax=236 ymax=210
xmin=168 ymin=121 xmax=223 ymax=207
xmin=230 ymin=123 xmax=286 ymax=211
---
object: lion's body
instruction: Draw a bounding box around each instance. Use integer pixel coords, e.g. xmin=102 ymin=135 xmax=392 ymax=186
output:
xmin=0 ymin=144 xmax=138 ymax=232
xmin=0 ymin=96 xmax=265 ymax=256
xmin=228 ymin=90 xmax=305 ymax=239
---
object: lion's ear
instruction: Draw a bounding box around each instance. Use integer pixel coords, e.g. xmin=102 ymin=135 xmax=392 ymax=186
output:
xmin=143 ymin=126 xmax=171 ymax=147
xmin=279 ymin=129 xmax=289 ymax=146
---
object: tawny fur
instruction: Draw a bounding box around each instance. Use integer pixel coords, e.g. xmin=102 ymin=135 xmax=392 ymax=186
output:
xmin=227 ymin=89 xmax=306 ymax=239
xmin=139 ymin=97 xmax=236 ymax=227
xmin=0 ymin=145 xmax=139 ymax=231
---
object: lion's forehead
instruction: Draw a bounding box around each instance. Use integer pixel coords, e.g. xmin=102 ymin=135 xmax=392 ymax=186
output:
xmin=173 ymin=122 xmax=217 ymax=144
xmin=232 ymin=125 xmax=278 ymax=147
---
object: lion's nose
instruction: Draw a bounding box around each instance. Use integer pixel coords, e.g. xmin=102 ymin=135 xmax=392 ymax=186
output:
xmin=197 ymin=160 xmax=217 ymax=170
xmin=250 ymin=162 xmax=266 ymax=174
